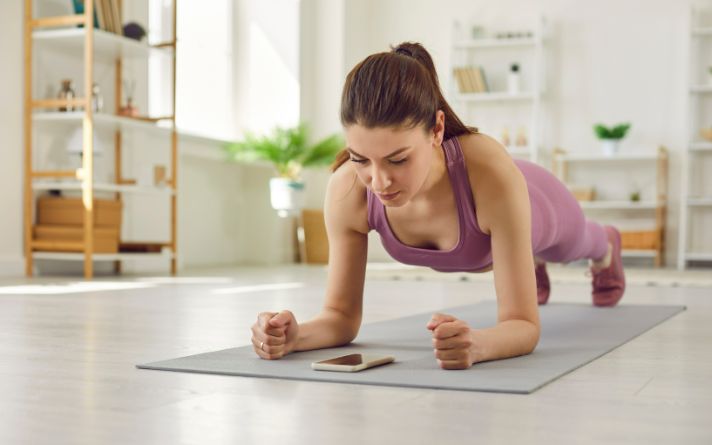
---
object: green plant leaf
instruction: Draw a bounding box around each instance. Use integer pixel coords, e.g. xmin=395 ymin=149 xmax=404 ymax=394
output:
xmin=610 ymin=123 xmax=631 ymax=139
xmin=593 ymin=122 xmax=631 ymax=140
xmin=593 ymin=124 xmax=612 ymax=139
xmin=299 ymin=134 xmax=344 ymax=167
xmin=223 ymin=122 xmax=344 ymax=179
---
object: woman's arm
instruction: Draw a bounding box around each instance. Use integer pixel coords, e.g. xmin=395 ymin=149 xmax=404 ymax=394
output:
xmin=293 ymin=166 xmax=369 ymax=352
xmin=467 ymin=135 xmax=541 ymax=363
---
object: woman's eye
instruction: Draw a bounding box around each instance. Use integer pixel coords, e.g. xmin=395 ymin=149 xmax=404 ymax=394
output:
xmin=350 ymin=157 xmax=367 ymax=164
xmin=389 ymin=158 xmax=407 ymax=165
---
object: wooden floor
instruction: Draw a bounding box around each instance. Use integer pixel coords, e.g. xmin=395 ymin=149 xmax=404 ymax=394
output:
xmin=1 ymin=265 xmax=711 ymax=444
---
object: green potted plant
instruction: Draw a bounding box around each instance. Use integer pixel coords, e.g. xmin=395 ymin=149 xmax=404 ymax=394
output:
xmin=224 ymin=123 xmax=343 ymax=217
xmin=593 ymin=122 xmax=631 ymax=156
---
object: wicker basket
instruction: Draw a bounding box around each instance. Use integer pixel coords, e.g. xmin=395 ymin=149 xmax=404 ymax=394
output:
xmin=620 ymin=230 xmax=658 ymax=250
xmin=700 ymin=128 xmax=712 ymax=141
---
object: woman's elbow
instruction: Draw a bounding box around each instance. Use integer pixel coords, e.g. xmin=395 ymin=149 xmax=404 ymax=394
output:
xmin=528 ymin=322 xmax=541 ymax=354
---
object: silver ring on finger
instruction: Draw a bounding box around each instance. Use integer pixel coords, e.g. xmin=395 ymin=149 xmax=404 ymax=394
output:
xmin=260 ymin=341 xmax=265 ymax=351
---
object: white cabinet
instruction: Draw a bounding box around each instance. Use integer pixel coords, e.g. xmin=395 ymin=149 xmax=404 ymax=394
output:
xmin=553 ymin=148 xmax=669 ymax=267
xmin=449 ymin=17 xmax=546 ymax=163
xmin=24 ymin=2 xmax=178 ymax=278
xmin=679 ymin=7 xmax=712 ymax=269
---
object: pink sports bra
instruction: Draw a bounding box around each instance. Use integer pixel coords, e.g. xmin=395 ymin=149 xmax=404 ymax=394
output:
xmin=366 ymin=136 xmax=492 ymax=272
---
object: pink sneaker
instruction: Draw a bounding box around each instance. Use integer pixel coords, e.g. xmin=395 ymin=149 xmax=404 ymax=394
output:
xmin=535 ymin=262 xmax=550 ymax=305
xmin=590 ymin=226 xmax=626 ymax=307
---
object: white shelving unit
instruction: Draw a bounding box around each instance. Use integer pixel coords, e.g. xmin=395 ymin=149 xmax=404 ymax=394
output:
xmin=553 ymin=148 xmax=668 ymax=266
xmin=449 ymin=17 xmax=546 ymax=163
xmin=33 ymin=27 xmax=172 ymax=61
xmin=33 ymin=111 xmax=173 ymax=135
xmin=679 ymin=7 xmax=712 ymax=270
xmin=33 ymin=250 xmax=174 ymax=262
xmin=32 ymin=181 xmax=175 ymax=195
xmin=24 ymin=2 xmax=178 ymax=279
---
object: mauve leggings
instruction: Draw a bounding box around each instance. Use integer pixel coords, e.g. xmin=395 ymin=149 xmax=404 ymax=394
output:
xmin=514 ymin=159 xmax=609 ymax=263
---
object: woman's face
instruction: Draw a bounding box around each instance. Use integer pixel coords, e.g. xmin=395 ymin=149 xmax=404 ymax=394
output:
xmin=344 ymin=111 xmax=445 ymax=207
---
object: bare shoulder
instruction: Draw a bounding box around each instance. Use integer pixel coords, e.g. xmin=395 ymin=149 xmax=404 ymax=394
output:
xmin=457 ymin=132 xmax=516 ymax=175
xmin=324 ymin=162 xmax=370 ymax=235
xmin=456 ymin=132 xmax=528 ymax=231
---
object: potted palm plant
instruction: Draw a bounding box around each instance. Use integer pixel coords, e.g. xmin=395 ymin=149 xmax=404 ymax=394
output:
xmin=593 ymin=122 xmax=631 ymax=156
xmin=225 ymin=123 xmax=344 ymax=217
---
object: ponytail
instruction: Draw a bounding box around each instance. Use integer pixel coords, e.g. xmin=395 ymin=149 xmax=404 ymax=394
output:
xmin=332 ymin=42 xmax=476 ymax=172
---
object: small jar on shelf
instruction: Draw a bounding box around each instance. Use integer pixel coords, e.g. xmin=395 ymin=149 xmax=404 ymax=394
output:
xmin=57 ymin=79 xmax=76 ymax=112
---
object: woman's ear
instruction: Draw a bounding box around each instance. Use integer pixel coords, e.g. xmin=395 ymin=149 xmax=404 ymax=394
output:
xmin=433 ymin=110 xmax=445 ymax=146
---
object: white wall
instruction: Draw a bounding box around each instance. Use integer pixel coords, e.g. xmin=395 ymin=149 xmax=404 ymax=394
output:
xmin=0 ymin=1 xmax=24 ymax=275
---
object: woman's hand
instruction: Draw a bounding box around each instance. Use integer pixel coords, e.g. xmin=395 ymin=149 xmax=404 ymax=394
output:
xmin=251 ymin=310 xmax=299 ymax=359
xmin=426 ymin=313 xmax=483 ymax=370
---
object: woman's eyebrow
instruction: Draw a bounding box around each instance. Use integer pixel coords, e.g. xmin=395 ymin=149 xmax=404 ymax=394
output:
xmin=346 ymin=146 xmax=411 ymax=159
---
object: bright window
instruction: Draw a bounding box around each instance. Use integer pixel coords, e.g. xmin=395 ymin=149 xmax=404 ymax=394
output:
xmin=148 ymin=0 xmax=300 ymax=142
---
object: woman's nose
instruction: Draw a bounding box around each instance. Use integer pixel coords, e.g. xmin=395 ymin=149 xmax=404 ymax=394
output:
xmin=370 ymin=167 xmax=392 ymax=192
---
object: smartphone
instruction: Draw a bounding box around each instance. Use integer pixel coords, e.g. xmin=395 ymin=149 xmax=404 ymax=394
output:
xmin=311 ymin=353 xmax=395 ymax=372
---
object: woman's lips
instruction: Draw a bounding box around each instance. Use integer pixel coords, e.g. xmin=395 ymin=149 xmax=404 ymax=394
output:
xmin=378 ymin=191 xmax=400 ymax=201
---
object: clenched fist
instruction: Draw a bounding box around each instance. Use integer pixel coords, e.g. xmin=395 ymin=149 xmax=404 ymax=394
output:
xmin=426 ymin=313 xmax=482 ymax=370
xmin=251 ymin=310 xmax=299 ymax=359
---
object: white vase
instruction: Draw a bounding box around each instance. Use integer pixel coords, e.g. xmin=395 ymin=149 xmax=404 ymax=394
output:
xmin=507 ymin=72 xmax=520 ymax=95
xmin=601 ymin=139 xmax=619 ymax=157
xmin=270 ymin=177 xmax=305 ymax=217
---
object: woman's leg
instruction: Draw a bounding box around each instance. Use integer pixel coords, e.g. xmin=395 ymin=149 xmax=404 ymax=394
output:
xmin=515 ymin=160 xmax=625 ymax=306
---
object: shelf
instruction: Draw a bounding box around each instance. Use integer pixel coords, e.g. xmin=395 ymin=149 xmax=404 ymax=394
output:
xmin=555 ymin=153 xmax=658 ymax=162
xmin=622 ymin=250 xmax=657 ymax=258
xmin=32 ymin=250 xmax=174 ymax=262
xmin=33 ymin=112 xmax=173 ymax=136
xmin=685 ymin=252 xmax=712 ymax=261
xmin=25 ymin=4 xmax=178 ymax=279
xmin=679 ymin=7 xmax=711 ymax=270
xmin=455 ymin=92 xmax=536 ymax=103
xmin=578 ymin=201 xmax=658 ymax=210
xmin=32 ymin=181 xmax=174 ymax=195
xmin=688 ymin=198 xmax=712 ymax=207
xmin=690 ymin=142 xmax=712 ymax=151
xmin=506 ymin=147 xmax=530 ymax=156
xmin=692 ymin=27 xmax=712 ymax=36
xmin=32 ymin=28 xmax=172 ymax=61
xmin=453 ymin=37 xmax=537 ymax=49
xmin=690 ymin=85 xmax=712 ymax=94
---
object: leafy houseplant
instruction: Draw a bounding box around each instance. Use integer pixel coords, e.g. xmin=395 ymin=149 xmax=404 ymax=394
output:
xmin=593 ymin=122 xmax=631 ymax=156
xmin=225 ymin=123 xmax=344 ymax=216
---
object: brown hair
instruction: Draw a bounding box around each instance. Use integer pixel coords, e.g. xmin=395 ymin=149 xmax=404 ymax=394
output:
xmin=331 ymin=42 xmax=477 ymax=172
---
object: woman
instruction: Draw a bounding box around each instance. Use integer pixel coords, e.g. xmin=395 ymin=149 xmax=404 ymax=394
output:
xmin=250 ymin=42 xmax=625 ymax=370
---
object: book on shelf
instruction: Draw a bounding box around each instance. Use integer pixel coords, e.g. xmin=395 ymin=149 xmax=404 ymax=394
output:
xmin=453 ymin=67 xmax=471 ymax=92
xmin=71 ymin=0 xmax=99 ymax=29
xmin=466 ymin=67 xmax=481 ymax=92
xmin=453 ymin=66 xmax=490 ymax=93
xmin=73 ymin=0 xmax=122 ymax=34
xmin=478 ymin=67 xmax=490 ymax=92
xmin=101 ymin=0 xmax=114 ymax=32
xmin=110 ymin=0 xmax=122 ymax=34
xmin=94 ymin=0 xmax=105 ymax=30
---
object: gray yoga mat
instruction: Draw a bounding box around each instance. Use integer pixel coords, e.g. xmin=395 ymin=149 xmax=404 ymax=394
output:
xmin=137 ymin=301 xmax=685 ymax=394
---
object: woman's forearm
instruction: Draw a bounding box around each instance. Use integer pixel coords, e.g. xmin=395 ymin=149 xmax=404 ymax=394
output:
xmin=293 ymin=309 xmax=361 ymax=352
xmin=472 ymin=319 xmax=540 ymax=363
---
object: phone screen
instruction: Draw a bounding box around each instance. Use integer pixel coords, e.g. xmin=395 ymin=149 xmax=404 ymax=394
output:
xmin=317 ymin=354 xmax=364 ymax=366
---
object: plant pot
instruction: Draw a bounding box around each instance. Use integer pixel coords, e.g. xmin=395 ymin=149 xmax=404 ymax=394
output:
xmin=270 ymin=177 xmax=305 ymax=217
xmin=600 ymin=139 xmax=619 ymax=157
